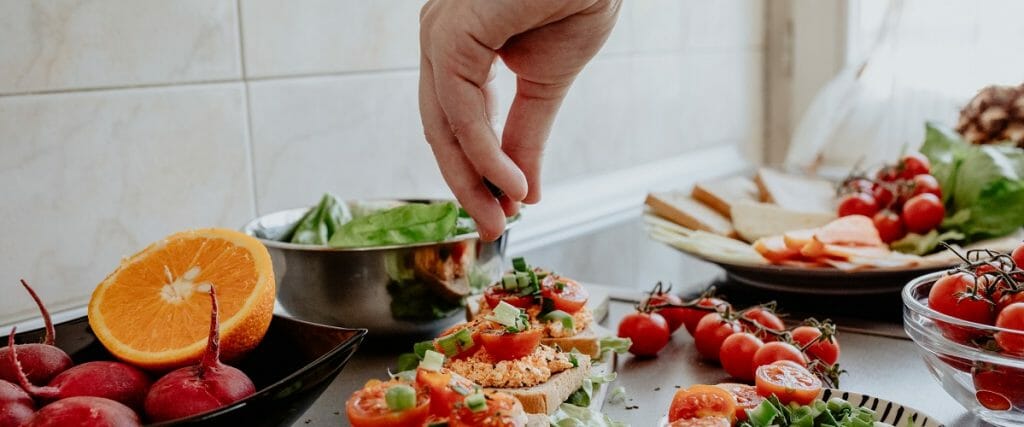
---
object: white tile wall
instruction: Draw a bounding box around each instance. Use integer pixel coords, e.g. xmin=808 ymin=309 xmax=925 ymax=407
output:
xmin=0 ymin=84 xmax=253 ymax=320
xmin=0 ymin=1 xmax=767 ymax=322
xmin=0 ymin=0 xmax=241 ymax=94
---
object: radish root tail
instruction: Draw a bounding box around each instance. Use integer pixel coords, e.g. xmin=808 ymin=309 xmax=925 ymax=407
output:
xmin=20 ymin=279 xmax=55 ymax=346
xmin=198 ymin=286 xmax=221 ymax=379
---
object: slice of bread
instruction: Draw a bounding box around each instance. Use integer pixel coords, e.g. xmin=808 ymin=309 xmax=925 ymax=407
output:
xmin=488 ymin=358 xmax=592 ymax=414
xmin=645 ymin=192 xmax=736 ymax=237
xmin=754 ymin=168 xmax=836 ymax=214
xmin=691 ymin=176 xmax=759 ymax=219
xmin=544 ymin=326 xmax=600 ymax=359
xmin=731 ymin=201 xmax=835 ymax=242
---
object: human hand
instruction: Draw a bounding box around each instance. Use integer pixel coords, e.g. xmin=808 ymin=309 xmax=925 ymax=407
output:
xmin=419 ymin=0 xmax=621 ymax=240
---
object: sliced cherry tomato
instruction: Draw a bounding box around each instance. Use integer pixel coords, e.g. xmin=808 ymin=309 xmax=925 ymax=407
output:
xmin=838 ymin=193 xmax=879 ymax=218
xmin=435 ymin=324 xmax=481 ymax=360
xmin=715 ymin=383 xmax=764 ymax=422
xmin=972 ymin=364 xmax=1024 ymax=411
xmin=694 ymin=313 xmax=743 ymax=362
xmin=872 ymin=183 xmax=895 ymax=209
xmin=347 ymin=381 xmax=431 ymax=427
xmin=479 ymin=328 xmax=542 ymax=361
xmin=416 ymin=369 xmax=476 ymax=417
xmin=668 ymin=417 xmax=730 ymax=427
xmin=873 ymin=210 xmax=907 ymax=244
xmin=902 ymin=193 xmax=944 ymax=234
xmin=681 ymin=298 xmax=730 ymax=336
xmin=928 ymin=272 xmax=996 ymax=342
xmin=911 ymin=174 xmax=942 ymax=198
xmin=741 ymin=308 xmax=784 ymax=339
xmin=719 ymin=333 xmax=764 ymax=382
xmin=752 ymin=341 xmax=806 ymax=373
xmin=790 ymin=326 xmax=840 ymax=365
xmin=483 ymin=286 xmax=536 ymax=310
xmin=541 ymin=276 xmax=589 ymax=314
xmin=667 ymin=385 xmax=737 ymax=423
xmin=755 ymin=361 xmax=822 ymax=406
xmin=450 ymin=391 xmax=526 ymax=427
xmin=618 ymin=312 xmax=670 ymax=357
xmin=995 ymin=303 xmax=1024 ymax=356
xmin=900 ymin=153 xmax=931 ymax=179
xmin=647 ymin=292 xmax=686 ymax=333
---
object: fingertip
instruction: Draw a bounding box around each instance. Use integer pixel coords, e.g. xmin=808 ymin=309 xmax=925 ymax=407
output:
xmin=500 ymin=196 xmax=520 ymax=218
xmin=522 ymin=188 xmax=541 ymax=205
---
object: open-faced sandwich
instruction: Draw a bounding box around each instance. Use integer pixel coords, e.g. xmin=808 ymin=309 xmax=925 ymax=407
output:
xmin=347 ymin=349 xmax=544 ymax=426
xmin=470 ymin=257 xmax=601 ymax=358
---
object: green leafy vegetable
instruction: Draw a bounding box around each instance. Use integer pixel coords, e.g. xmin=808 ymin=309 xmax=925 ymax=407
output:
xmin=549 ymin=403 xmax=628 ymax=427
xmin=566 ymin=371 xmax=618 ymax=407
xmin=329 ymin=202 xmax=459 ymax=248
xmin=920 ymin=123 xmax=1024 ymax=240
xmin=386 ymin=279 xmax=462 ymax=320
xmin=890 ymin=229 xmax=965 ymax=255
xmin=739 ymin=395 xmax=895 ymax=427
xmin=598 ymin=337 xmax=632 ymax=360
xmin=289 ymin=193 xmax=352 ymax=245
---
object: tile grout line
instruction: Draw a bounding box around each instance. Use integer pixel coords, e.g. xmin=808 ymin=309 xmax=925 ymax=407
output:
xmin=235 ymin=0 xmax=259 ymax=218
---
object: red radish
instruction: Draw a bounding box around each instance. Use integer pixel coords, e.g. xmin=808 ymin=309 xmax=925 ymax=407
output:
xmin=0 ymin=378 xmax=34 ymax=427
xmin=8 ymin=328 xmax=151 ymax=412
xmin=0 ymin=280 xmax=73 ymax=385
xmin=23 ymin=396 xmax=140 ymax=427
xmin=144 ymin=287 xmax=256 ymax=422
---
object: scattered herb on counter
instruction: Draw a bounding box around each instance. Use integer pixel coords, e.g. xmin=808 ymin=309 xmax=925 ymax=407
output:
xmin=329 ymin=201 xmax=459 ymax=248
xmin=921 ymin=123 xmax=1024 ymax=242
xmin=289 ymin=193 xmax=352 ymax=245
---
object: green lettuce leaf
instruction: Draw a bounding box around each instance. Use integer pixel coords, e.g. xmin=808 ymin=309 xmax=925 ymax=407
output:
xmin=920 ymin=123 xmax=1024 ymax=240
xmin=290 ymin=193 xmax=352 ymax=245
xmin=328 ymin=202 xmax=458 ymax=247
xmin=890 ymin=229 xmax=965 ymax=255
xmin=549 ymin=403 xmax=629 ymax=427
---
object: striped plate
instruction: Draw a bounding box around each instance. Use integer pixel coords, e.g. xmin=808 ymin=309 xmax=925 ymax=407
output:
xmin=658 ymin=389 xmax=944 ymax=427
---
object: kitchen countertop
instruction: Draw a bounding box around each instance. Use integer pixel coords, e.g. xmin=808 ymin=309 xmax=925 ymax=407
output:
xmin=295 ymin=293 xmax=987 ymax=427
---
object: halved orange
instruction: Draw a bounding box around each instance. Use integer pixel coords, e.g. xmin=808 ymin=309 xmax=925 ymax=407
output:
xmin=88 ymin=228 xmax=275 ymax=371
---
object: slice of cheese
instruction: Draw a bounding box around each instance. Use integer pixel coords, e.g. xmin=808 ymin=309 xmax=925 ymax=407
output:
xmin=645 ymin=192 xmax=736 ymax=237
xmin=731 ymin=200 xmax=835 ymax=242
xmin=691 ymin=176 xmax=759 ymax=219
xmin=755 ymin=168 xmax=836 ymax=214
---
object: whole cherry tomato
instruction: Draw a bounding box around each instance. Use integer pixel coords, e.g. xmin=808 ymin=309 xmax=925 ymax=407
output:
xmin=681 ymin=297 xmax=730 ymax=336
xmin=694 ymin=313 xmax=743 ymax=362
xmin=902 ymin=193 xmax=944 ymax=234
xmin=790 ymin=326 xmax=841 ymax=365
xmin=647 ymin=292 xmax=686 ymax=333
xmin=1012 ymin=244 xmax=1024 ymax=269
xmin=900 ymin=152 xmax=931 ymax=179
xmin=911 ymin=174 xmax=942 ymax=198
xmin=741 ymin=308 xmax=785 ymax=340
xmin=995 ymin=303 xmax=1024 ymax=357
xmin=752 ymin=341 xmax=807 ymax=373
xmin=928 ymin=272 xmax=996 ymax=342
xmin=872 ymin=210 xmax=907 ymax=243
xmin=872 ymin=183 xmax=895 ymax=209
xmin=838 ymin=193 xmax=879 ymax=218
xmin=719 ymin=333 xmax=764 ymax=382
xmin=618 ymin=312 xmax=670 ymax=357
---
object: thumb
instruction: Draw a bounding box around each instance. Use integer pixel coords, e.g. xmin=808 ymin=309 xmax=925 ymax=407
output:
xmin=502 ymin=77 xmax=572 ymax=204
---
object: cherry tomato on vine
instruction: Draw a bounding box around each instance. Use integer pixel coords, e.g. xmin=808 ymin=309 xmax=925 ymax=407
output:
xmin=752 ymin=341 xmax=806 ymax=372
xmin=647 ymin=292 xmax=686 ymax=333
xmin=755 ymin=361 xmax=822 ymax=406
xmin=694 ymin=313 xmax=743 ymax=362
xmin=618 ymin=312 xmax=670 ymax=357
xmin=900 ymin=153 xmax=931 ymax=179
xmin=790 ymin=326 xmax=841 ymax=365
xmin=872 ymin=183 xmax=895 ymax=209
xmin=719 ymin=333 xmax=764 ymax=382
xmin=1012 ymin=245 xmax=1024 ymax=269
xmin=838 ymin=193 xmax=879 ymax=218
xmin=928 ymin=272 xmax=996 ymax=341
xmin=873 ymin=210 xmax=907 ymax=244
xmin=741 ymin=308 xmax=784 ymax=340
xmin=902 ymin=193 xmax=944 ymax=234
xmin=681 ymin=297 xmax=730 ymax=336
xmin=972 ymin=364 xmax=1024 ymax=411
xmin=910 ymin=174 xmax=942 ymax=199
xmin=995 ymin=303 xmax=1024 ymax=357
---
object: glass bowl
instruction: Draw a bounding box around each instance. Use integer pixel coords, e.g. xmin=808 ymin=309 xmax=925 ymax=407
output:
xmin=903 ymin=271 xmax=1024 ymax=427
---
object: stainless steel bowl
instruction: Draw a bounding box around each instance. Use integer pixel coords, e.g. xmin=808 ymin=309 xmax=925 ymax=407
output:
xmin=242 ymin=200 xmax=514 ymax=338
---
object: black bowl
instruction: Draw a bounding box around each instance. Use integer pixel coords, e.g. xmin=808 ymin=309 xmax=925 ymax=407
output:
xmin=13 ymin=314 xmax=366 ymax=426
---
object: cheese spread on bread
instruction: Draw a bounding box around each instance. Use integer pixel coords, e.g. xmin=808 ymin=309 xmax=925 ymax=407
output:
xmin=447 ymin=344 xmax=583 ymax=388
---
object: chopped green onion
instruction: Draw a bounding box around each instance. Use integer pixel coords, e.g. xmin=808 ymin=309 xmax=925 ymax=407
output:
xmin=413 ymin=340 xmax=434 ymax=359
xmin=512 ymin=257 xmax=528 ymax=272
xmin=515 ymin=272 xmax=530 ymax=289
xmin=464 ymin=392 xmax=487 ymax=412
xmin=419 ymin=350 xmax=444 ymax=372
xmin=745 ymin=400 xmax=780 ymax=426
xmin=555 ymin=281 xmax=566 ymax=292
xmin=396 ymin=353 xmax=420 ymax=372
xmin=435 ymin=334 xmax=461 ymax=357
xmin=487 ymin=301 xmax=523 ymax=328
xmin=568 ymin=353 xmax=579 ymax=368
xmin=385 ymin=384 xmax=416 ymax=412
xmin=527 ymin=270 xmax=539 ymax=287
xmin=541 ymin=310 xmax=576 ymax=331
xmin=501 ymin=274 xmax=518 ymax=290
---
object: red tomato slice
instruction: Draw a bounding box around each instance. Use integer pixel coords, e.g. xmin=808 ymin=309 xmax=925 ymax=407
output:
xmin=716 ymin=383 xmax=764 ymax=422
xmin=541 ymin=276 xmax=589 ymax=313
xmin=347 ymin=381 xmax=431 ymax=427
xmin=483 ymin=286 xmax=536 ymax=310
xmin=416 ymin=369 xmax=476 ymax=417
xmin=479 ymin=328 xmax=542 ymax=361
xmin=668 ymin=385 xmax=737 ymax=423
xmin=755 ymin=361 xmax=822 ymax=406
xmin=450 ymin=391 xmax=526 ymax=427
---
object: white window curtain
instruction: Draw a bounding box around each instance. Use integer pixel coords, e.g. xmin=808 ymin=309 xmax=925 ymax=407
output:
xmin=784 ymin=0 xmax=1024 ymax=177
